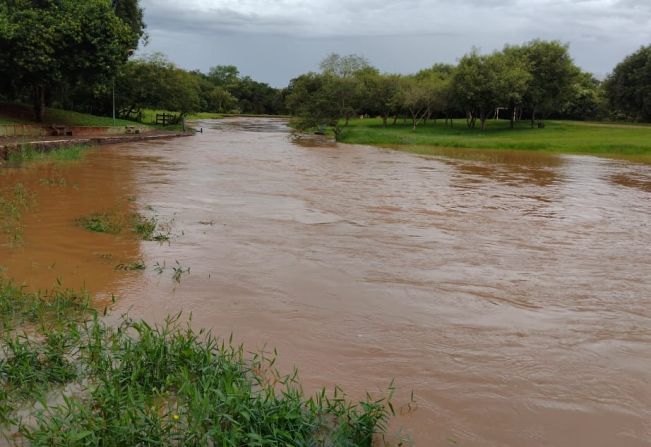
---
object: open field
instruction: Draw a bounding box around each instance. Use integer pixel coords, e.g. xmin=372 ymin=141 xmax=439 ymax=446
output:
xmin=338 ymin=118 xmax=651 ymax=163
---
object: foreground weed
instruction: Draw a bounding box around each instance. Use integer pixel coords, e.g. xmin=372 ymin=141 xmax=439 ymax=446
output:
xmin=171 ymin=261 xmax=190 ymax=283
xmin=0 ymin=277 xmax=397 ymax=446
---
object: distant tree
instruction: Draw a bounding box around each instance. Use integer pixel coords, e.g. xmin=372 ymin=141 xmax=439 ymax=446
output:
xmin=453 ymin=49 xmax=530 ymax=130
xmin=559 ymin=71 xmax=605 ymax=120
xmin=604 ymin=45 xmax=651 ymax=121
xmin=115 ymin=54 xmax=199 ymax=119
xmin=319 ymin=53 xmax=371 ymax=78
xmin=358 ymin=72 xmax=401 ymax=127
xmin=517 ymin=40 xmax=579 ymax=127
xmin=205 ymin=86 xmax=237 ymax=113
xmin=207 ymin=65 xmax=240 ymax=87
xmin=416 ymin=64 xmax=457 ymax=126
xmin=0 ymin=0 xmax=141 ymax=121
xmin=395 ymin=77 xmax=429 ymax=130
xmin=317 ymin=54 xmax=375 ymax=126
xmin=286 ymin=73 xmax=343 ymax=137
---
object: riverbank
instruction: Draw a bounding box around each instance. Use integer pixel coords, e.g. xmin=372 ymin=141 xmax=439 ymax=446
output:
xmin=0 ymin=131 xmax=192 ymax=162
xmin=0 ymin=277 xmax=394 ymax=446
xmin=337 ymin=118 xmax=651 ymax=163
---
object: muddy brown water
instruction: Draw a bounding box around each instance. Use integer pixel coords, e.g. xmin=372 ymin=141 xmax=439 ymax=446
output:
xmin=1 ymin=117 xmax=651 ymax=446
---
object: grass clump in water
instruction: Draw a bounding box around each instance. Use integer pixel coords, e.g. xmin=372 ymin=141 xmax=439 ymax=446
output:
xmin=7 ymin=145 xmax=92 ymax=165
xmin=0 ymin=276 xmax=397 ymax=446
xmin=77 ymin=210 xmax=171 ymax=241
xmin=0 ymin=183 xmax=34 ymax=246
xmin=114 ymin=260 xmax=146 ymax=271
xmin=76 ymin=212 xmax=126 ymax=234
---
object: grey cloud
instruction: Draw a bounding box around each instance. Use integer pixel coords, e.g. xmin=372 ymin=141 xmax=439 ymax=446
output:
xmin=138 ymin=0 xmax=651 ymax=86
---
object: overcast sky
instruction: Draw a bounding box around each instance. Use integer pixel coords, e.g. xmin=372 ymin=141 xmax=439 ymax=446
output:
xmin=139 ymin=0 xmax=651 ymax=87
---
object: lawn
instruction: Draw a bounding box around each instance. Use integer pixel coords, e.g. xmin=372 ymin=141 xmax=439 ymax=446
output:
xmin=338 ymin=118 xmax=651 ymax=162
xmin=0 ymin=103 xmax=142 ymax=127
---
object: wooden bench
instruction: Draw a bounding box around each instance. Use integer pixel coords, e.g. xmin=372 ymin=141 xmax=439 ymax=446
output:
xmin=50 ymin=125 xmax=72 ymax=136
xmin=125 ymin=126 xmax=140 ymax=134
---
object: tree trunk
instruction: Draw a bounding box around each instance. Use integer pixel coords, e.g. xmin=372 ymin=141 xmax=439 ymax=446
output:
xmin=382 ymin=114 xmax=388 ymax=128
xmin=33 ymin=86 xmax=46 ymax=122
xmin=345 ymin=112 xmax=350 ymax=126
xmin=510 ymin=107 xmax=516 ymax=129
xmin=480 ymin=111 xmax=487 ymax=131
xmin=392 ymin=115 xmax=398 ymax=126
xmin=531 ymin=107 xmax=536 ymax=129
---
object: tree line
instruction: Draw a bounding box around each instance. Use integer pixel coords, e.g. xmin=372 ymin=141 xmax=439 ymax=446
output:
xmin=0 ymin=0 xmax=284 ymax=122
xmin=288 ymin=42 xmax=603 ymax=137
xmin=1 ymin=1 xmax=650 ymax=128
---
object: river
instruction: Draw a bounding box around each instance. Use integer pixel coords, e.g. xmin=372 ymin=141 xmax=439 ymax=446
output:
xmin=1 ymin=118 xmax=650 ymax=446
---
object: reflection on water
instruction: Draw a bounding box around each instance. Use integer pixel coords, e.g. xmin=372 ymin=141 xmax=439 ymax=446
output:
xmin=1 ymin=118 xmax=651 ymax=446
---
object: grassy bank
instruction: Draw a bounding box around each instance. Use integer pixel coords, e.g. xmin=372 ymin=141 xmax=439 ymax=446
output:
xmin=337 ymin=118 xmax=651 ymax=162
xmin=0 ymin=103 xmax=137 ymax=127
xmin=0 ymin=277 xmax=396 ymax=446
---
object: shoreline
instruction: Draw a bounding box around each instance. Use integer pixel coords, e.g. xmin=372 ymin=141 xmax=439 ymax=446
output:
xmin=0 ymin=131 xmax=193 ymax=161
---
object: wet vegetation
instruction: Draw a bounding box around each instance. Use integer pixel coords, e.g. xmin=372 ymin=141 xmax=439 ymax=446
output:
xmin=0 ymin=183 xmax=33 ymax=246
xmin=77 ymin=210 xmax=171 ymax=242
xmin=7 ymin=145 xmax=93 ymax=165
xmin=0 ymin=277 xmax=396 ymax=446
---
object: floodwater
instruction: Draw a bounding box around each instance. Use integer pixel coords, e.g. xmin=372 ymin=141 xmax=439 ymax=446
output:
xmin=1 ymin=118 xmax=651 ymax=446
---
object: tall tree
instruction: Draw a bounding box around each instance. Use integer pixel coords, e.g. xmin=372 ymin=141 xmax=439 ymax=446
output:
xmin=112 ymin=0 xmax=146 ymax=48
xmin=0 ymin=0 xmax=142 ymax=121
xmin=517 ymin=40 xmax=579 ymax=127
xmin=453 ymin=49 xmax=530 ymax=130
xmin=604 ymin=45 xmax=651 ymax=122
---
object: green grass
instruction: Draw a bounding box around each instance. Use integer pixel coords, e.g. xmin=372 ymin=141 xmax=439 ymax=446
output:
xmin=0 ymin=277 xmax=396 ymax=445
xmin=0 ymin=103 xmax=138 ymax=127
xmin=337 ymin=118 xmax=651 ymax=162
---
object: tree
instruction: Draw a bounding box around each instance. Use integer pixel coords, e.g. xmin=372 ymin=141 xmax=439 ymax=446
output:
xmin=319 ymin=53 xmax=371 ymax=78
xmin=207 ymin=65 xmax=240 ymax=87
xmin=453 ymin=49 xmax=530 ymax=130
xmin=112 ymin=0 xmax=146 ymax=48
xmin=604 ymin=45 xmax=651 ymax=121
xmin=416 ymin=64 xmax=457 ymax=126
xmin=517 ymin=40 xmax=579 ymax=127
xmin=115 ymin=54 xmax=199 ymax=119
xmin=317 ymin=54 xmax=375 ymax=125
xmin=357 ymin=72 xmax=401 ymax=127
xmin=396 ymin=77 xmax=429 ymax=130
xmin=0 ymin=0 xmax=142 ymax=121
xmin=559 ymin=71 xmax=605 ymax=121
xmin=286 ymin=73 xmax=343 ymax=138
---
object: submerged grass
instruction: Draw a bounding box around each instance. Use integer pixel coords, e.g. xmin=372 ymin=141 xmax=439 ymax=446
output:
xmin=0 ymin=276 xmax=397 ymax=445
xmin=77 ymin=210 xmax=171 ymax=242
xmin=7 ymin=145 xmax=93 ymax=165
xmin=0 ymin=183 xmax=34 ymax=246
xmin=338 ymin=118 xmax=651 ymax=163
